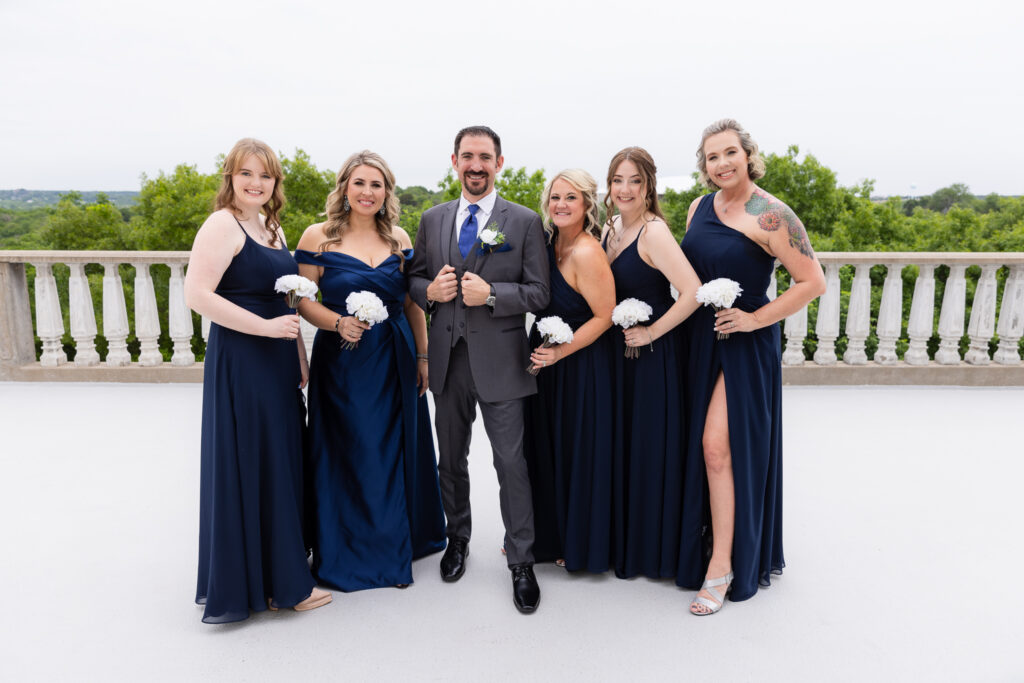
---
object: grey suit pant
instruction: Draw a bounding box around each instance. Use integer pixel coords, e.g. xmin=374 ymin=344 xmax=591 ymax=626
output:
xmin=433 ymin=340 xmax=535 ymax=566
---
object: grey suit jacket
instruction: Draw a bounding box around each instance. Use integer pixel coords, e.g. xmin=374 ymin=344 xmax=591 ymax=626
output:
xmin=408 ymin=195 xmax=550 ymax=402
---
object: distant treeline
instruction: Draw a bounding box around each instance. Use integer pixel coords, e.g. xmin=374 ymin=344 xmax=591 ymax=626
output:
xmin=0 ymin=189 xmax=139 ymax=210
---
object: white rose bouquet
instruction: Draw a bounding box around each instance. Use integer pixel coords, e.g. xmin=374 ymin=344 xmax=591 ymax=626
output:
xmin=342 ymin=290 xmax=389 ymax=350
xmin=527 ymin=316 xmax=574 ymax=375
xmin=695 ymin=278 xmax=743 ymax=339
xmin=274 ymin=274 xmax=318 ymax=309
xmin=611 ymin=298 xmax=653 ymax=359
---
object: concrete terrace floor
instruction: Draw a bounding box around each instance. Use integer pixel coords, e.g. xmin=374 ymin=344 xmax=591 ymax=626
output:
xmin=0 ymin=382 xmax=1022 ymax=682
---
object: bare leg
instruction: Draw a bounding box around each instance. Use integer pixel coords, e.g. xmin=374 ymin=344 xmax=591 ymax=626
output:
xmin=692 ymin=371 xmax=734 ymax=615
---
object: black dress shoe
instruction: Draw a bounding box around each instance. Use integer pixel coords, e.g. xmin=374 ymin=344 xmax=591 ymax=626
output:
xmin=440 ymin=538 xmax=469 ymax=582
xmin=510 ymin=563 xmax=540 ymax=613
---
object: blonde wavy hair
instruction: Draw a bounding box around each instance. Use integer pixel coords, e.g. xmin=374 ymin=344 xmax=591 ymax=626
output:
xmin=319 ymin=150 xmax=403 ymax=268
xmin=602 ymin=146 xmax=665 ymax=241
xmin=539 ymin=169 xmax=601 ymax=243
xmin=215 ymin=138 xmax=286 ymax=247
xmin=696 ymin=118 xmax=766 ymax=190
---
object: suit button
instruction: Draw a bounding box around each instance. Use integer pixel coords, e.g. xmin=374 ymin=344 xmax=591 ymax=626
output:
xmin=459 ymin=322 xmax=465 ymax=328
xmin=446 ymin=325 xmax=452 ymax=331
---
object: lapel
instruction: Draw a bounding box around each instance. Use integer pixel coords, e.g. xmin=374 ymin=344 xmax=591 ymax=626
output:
xmin=439 ymin=199 xmax=459 ymax=268
xmin=466 ymin=196 xmax=510 ymax=275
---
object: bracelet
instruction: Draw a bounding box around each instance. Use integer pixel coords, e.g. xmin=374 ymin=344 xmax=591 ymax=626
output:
xmin=416 ymin=353 xmax=428 ymax=361
xmin=334 ymin=316 xmax=342 ymax=337
xmin=647 ymin=329 xmax=654 ymax=352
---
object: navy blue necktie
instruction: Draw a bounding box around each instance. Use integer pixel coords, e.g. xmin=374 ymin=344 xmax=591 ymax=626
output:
xmin=458 ymin=204 xmax=480 ymax=259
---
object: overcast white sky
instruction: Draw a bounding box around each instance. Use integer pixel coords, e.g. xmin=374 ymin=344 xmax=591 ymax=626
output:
xmin=2 ymin=0 xmax=1021 ymax=197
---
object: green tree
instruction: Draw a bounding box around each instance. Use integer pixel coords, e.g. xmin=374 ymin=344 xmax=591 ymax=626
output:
xmin=280 ymin=149 xmax=334 ymax=245
xmin=127 ymin=165 xmax=219 ymax=250
xmin=40 ymin=192 xmax=129 ymax=250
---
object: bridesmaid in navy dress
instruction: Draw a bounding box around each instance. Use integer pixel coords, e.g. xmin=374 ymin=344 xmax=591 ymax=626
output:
xmin=186 ymin=138 xmax=331 ymax=623
xmin=600 ymin=148 xmax=703 ymax=581
xmin=680 ymin=119 xmax=825 ymax=615
xmin=295 ymin=150 xmax=446 ymax=592
xmin=524 ymin=169 xmax=616 ymax=572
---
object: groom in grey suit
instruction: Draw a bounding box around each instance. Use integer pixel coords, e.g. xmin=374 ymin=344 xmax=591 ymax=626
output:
xmin=408 ymin=126 xmax=549 ymax=613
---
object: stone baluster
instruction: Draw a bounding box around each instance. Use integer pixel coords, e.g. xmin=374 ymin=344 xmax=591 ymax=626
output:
xmin=782 ymin=305 xmax=807 ymax=365
xmin=965 ymin=264 xmax=1000 ymax=365
xmin=202 ymin=315 xmax=211 ymax=343
xmin=133 ymin=262 xmax=163 ymax=366
xmin=874 ymin=263 xmax=904 ymax=365
xmin=935 ymin=264 xmax=967 ymax=365
xmin=813 ymin=263 xmax=840 ymax=365
xmin=842 ymin=263 xmax=872 ymax=365
xmin=67 ymin=262 xmax=100 ymax=366
xmin=994 ymin=265 xmax=1024 ymax=365
xmin=102 ymin=262 xmax=131 ymax=366
xmin=167 ymin=263 xmax=195 ymax=366
xmin=32 ymin=262 xmax=67 ymax=367
xmin=904 ymin=264 xmax=936 ymax=366
xmin=767 ymin=261 xmax=778 ymax=301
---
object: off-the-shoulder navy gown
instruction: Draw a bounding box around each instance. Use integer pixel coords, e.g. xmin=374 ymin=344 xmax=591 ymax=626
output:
xmin=295 ymin=248 xmax=446 ymax=591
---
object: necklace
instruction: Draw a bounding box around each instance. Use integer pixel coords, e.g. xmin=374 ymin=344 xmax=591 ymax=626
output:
xmin=607 ymin=214 xmax=646 ymax=259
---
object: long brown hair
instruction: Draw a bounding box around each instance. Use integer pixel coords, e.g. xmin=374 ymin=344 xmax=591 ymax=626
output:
xmin=214 ymin=138 xmax=286 ymax=247
xmin=602 ymin=146 xmax=665 ymax=242
xmin=319 ymin=151 xmax=403 ymax=269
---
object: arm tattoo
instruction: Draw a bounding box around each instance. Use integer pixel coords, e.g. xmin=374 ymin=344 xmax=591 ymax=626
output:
xmin=744 ymin=189 xmax=815 ymax=258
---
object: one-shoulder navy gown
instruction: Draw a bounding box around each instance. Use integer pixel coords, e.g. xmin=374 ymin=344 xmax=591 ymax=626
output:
xmin=295 ymin=248 xmax=446 ymax=592
xmin=606 ymin=226 xmax=700 ymax=582
xmin=679 ymin=193 xmax=785 ymax=601
xmin=524 ymin=239 xmax=615 ymax=572
xmin=196 ymin=224 xmax=314 ymax=624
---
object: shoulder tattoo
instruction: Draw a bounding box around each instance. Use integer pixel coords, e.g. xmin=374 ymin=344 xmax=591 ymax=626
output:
xmin=744 ymin=188 xmax=815 ymax=258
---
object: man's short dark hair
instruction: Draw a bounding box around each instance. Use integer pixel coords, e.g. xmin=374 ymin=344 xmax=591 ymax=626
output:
xmin=454 ymin=126 xmax=501 ymax=158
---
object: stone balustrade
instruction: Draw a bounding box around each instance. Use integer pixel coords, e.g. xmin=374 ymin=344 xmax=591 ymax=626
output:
xmin=1 ymin=250 xmax=1023 ymax=384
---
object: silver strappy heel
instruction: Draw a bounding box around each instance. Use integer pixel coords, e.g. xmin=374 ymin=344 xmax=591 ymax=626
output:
xmin=690 ymin=571 xmax=734 ymax=616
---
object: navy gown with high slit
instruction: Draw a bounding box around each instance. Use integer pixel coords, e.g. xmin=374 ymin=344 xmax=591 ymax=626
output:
xmin=605 ymin=226 xmax=700 ymax=582
xmin=679 ymin=192 xmax=785 ymax=601
xmin=524 ymin=239 xmax=615 ymax=572
xmin=196 ymin=223 xmax=314 ymax=624
xmin=295 ymin=248 xmax=446 ymax=592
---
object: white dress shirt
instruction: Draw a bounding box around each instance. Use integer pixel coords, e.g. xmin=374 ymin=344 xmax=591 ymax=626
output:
xmin=455 ymin=188 xmax=498 ymax=237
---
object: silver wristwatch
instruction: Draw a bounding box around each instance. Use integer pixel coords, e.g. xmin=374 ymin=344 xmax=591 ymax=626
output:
xmin=485 ymin=286 xmax=496 ymax=308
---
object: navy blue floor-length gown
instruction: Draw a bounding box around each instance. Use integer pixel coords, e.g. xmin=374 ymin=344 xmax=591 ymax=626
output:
xmin=606 ymin=226 xmax=702 ymax=583
xmin=524 ymin=240 xmax=614 ymax=573
xmin=196 ymin=224 xmax=315 ymax=624
xmin=295 ymin=248 xmax=446 ymax=592
xmin=679 ymin=193 xmax=785 ymax=601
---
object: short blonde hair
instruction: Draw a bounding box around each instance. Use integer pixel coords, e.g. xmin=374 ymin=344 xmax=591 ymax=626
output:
xmin=696 ymin=119 xmax=766 ymax=190
xmin=539 ymin=169 xmax=601 ymax=242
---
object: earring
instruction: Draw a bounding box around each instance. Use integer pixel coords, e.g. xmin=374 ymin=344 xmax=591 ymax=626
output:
xmin=343 ymin=196 xmax=350 ymax=211
xmin=379 ymin=204 xmax=386 ymax=216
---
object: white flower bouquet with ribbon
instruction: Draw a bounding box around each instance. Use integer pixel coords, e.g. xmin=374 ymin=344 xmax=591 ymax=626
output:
xmin=611 ymin=298 xmax=653 ymax=358
xmin=527 ymin=316 xmax=574 ymax=375
xmin=274 ymin=274 xmax=318 ymax=309
xmin=342 ymin=290 xmax=389 ymax=350
xmin=695 ymin=278 xmax=743 ymax=339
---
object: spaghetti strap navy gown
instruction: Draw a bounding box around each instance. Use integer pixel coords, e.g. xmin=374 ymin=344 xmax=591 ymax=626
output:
xmin=679 ymin=193 xmax=785 ymax=601
xmin=196 ymin=223 xmax=314 ymax=624
xmin=606 ymin=226 xmax=700 ymax=582
xmin=295 ymin=248 xmax=446 ymax=592
xmin=524 ymin=239 xmax=614 ymax=572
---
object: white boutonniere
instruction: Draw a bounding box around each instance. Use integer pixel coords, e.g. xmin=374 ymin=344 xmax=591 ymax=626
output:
xmin=477 ymin=222 xmax=510 ymax=255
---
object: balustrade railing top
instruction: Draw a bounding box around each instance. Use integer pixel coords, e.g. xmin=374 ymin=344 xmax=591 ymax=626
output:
xmin=2 ymin=250 xmax=1023 ymax=384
